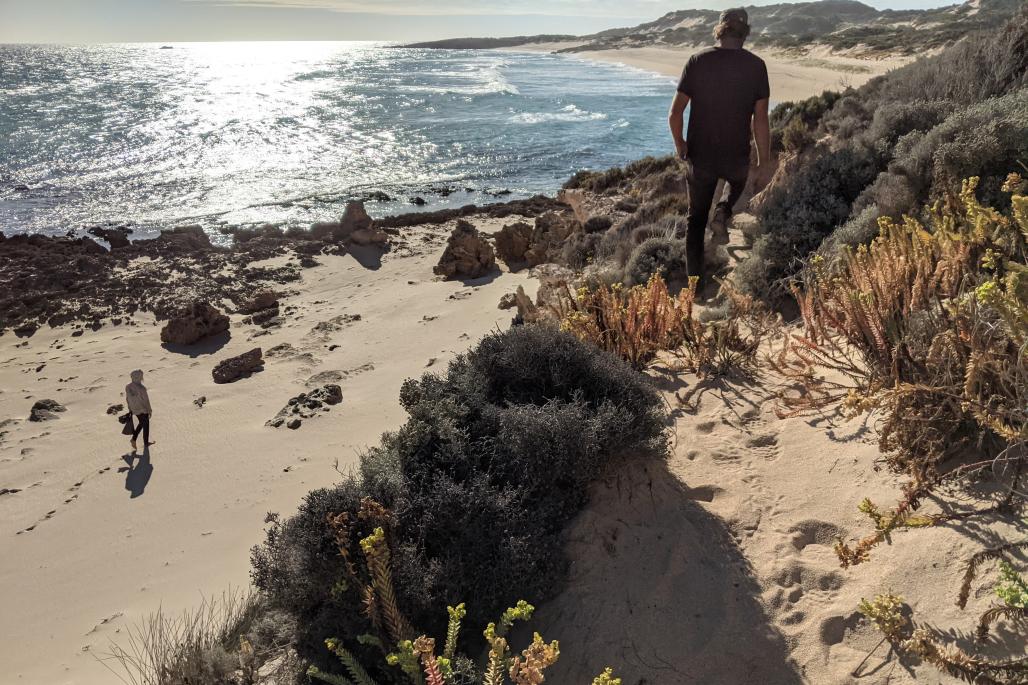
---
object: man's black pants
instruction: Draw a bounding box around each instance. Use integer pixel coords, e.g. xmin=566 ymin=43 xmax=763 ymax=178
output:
xmin=683 ymin=161 xmax=749 ymax=282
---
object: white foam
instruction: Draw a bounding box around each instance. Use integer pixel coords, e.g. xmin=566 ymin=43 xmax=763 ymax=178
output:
xmin=510 ymin=104 xmax=607 ymax=125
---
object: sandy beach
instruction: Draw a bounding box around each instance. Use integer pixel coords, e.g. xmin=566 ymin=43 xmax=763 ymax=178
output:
xmin=508 ymin=43 xmax=910 ymax=102
xmin=0 ymin=217 xmax=538 ymax=683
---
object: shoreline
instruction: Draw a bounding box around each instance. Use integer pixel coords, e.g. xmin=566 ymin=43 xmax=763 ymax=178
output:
xmin=504 ymin=42 xmax=911 ymax=103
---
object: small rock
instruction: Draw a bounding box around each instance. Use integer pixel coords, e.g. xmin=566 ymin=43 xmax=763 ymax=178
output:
xmin=498 ymin=293 xmax=518 ymax=310
xmin=106 ymin=403 xmax=124 ymax=415
xmin=212 ymin=348 xmax=263 ymax=384
xmin=615 ymin=198 xmax=640 ymax=213
xmin=286 ymin=418 xmax=302 ymax=430
xmin=29 ymin=399 xmax=65 ymax=422
xmin=193 ymin=396 xmax=206 ymax=408
xmin=340 ymin=201 xmax=373 ymax=239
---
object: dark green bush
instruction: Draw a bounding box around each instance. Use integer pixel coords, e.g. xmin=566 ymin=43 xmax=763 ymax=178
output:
xmin=560 ymin=231 xmax=603 ymax=268
xmin=623 ymin=237 xmax=690 ymax=287
xmin=734 ymin=146 xmax=878 ymax=303
xmin=251 ymin=325 xmax=667 ymax=675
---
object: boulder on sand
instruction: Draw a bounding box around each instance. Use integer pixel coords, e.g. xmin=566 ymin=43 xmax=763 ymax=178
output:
xmin=154 ymin=225 xmax=212 ymax=252
xmin=494 ymin=221 xmax=533 ymax=267
xmin=29 ymin=399 xmax=65 ymax=422
xmin=433 ymin=220 xmax=496 ymax=280
xmin=212 ymin=347 xmax=263 ymax=384
xmin=160 ymin=301 xmax=230 ymax=346
xmin=340 ymin=201 xmax=373 ymax=237
xmin=239 ymin=289 xmax=278 ymax=314
xmin=308 ymin=202 xmax=387 ymax=246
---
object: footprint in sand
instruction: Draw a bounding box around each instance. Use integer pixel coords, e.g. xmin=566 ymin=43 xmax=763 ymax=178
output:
xmin=789 ymin=519 xmax=847 ymax=551
xmin=695 ymin=420 xmax=717 ymax=434
xmin=683 ymin=484 xmax=723 ymax=503
xmin=819 ymin=612 xmax=863 ymax=646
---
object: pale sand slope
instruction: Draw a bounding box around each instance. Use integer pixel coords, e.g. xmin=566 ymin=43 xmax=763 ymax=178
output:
xmin=0 ymin=217 xmax=536 ymax=684
xmin=507 ymin=43 xmax=910 ymax=102
xmin=520 ymin=226 xmax=1026 ymax=684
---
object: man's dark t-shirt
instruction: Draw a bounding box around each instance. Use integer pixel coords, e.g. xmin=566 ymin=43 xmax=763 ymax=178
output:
xmin=677 ymin=47 xmax=770 ymax=172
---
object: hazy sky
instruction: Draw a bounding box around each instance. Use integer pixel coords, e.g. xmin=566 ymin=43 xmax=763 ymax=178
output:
xmin=1 ymin=0 xmax=964 ymax=43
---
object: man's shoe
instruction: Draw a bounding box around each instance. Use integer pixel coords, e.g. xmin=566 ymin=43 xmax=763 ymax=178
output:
xmin=709 ymin=204 xmax=731 ymax=247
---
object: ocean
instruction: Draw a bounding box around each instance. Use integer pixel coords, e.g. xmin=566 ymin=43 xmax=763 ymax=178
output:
xmin=0 ymin=42 xmax=677 ymax=239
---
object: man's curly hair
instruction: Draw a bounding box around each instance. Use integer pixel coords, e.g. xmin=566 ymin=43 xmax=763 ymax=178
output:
xmin=714 ymin=19 xmax=751 ymax=41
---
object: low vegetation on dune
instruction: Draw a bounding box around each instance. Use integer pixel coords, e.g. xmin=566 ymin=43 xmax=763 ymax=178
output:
xmin=734 ymin=5 xmax=1028 ymax=307
xmin=777 ymin=177 xmax=1028 ymax=681
xmin=248 ymin=325 xmax=666 ymax=682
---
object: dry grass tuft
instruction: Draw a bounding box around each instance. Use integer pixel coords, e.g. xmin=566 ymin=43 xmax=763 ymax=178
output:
xmin=554 ymin=273 xmax=777 ymax=375
xmin=98 ymin=588 xmax=291 ymax=685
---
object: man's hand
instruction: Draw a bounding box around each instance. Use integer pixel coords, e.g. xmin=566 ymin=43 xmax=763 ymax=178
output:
xmin=753 ymin=157 xmax=775 ymax=190
xmin=675 ymin=139 xmax=688 ymax=161
xmin=668 ymin=91 xmax=690 ymax=162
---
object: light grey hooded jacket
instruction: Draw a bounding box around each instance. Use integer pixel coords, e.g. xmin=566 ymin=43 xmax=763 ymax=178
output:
xmin=125 ymin=370 xmax=152 ymax=415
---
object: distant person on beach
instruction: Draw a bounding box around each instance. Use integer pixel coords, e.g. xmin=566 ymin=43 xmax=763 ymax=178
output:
xmin=125 ymin=370 xmax=154 ymax=451
xmin=668 ymin=7 xmax=771 ymax=287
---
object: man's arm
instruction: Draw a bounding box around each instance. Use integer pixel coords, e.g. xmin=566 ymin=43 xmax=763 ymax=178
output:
xmin=752 ymin=98 xmax=771 ymax=166
xmin=669 ymin=92 xmax=690 ymax=160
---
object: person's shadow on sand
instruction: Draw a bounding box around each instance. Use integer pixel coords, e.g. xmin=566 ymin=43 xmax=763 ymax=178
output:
xmin=119 ymin=449 xmax=153 ymax=498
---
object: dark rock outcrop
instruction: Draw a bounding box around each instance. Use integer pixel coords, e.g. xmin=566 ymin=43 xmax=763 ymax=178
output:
xmin=212 ymin=347 xmax=263 ymax=384
xmin=434 ymin=220 xmax=496 ymax=280
xmin=88 ymin=227 xmax=131 ymax=249
xmin=160 ymin=301 xmax=230 ymax=346
xmin=266 ymin=384 xmax=343 ymax=428
xmin=29 ymin=399 xmax=65 ymax=422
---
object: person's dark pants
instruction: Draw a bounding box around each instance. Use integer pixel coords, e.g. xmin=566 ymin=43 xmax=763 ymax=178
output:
xmin=684 ymin=161 xmax=749 ymax=284
xmin=132 ymin=413 xmax=150 ymax=444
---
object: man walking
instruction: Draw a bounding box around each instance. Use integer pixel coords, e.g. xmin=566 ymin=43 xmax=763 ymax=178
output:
xmin=668 ymin=8 xmax=771 ymax=287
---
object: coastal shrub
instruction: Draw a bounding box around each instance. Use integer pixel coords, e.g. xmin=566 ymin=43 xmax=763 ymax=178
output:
xmin=733 ymin=146 xmax=877 ymax=303
xmin=739 ymin=10 xmax=1028 ymax=308
xmin=252 ymin=325 xmax=667 ymax=677
xmin=598 ymin=204 xmax=689 ymax=267
xmin=775 ymin=177 xmax=1027 ymax=568
xmin=822 ymin=89 xmax=1028 ymax=256
xmin=563 ymin=155 xmax=678 ymax=194
xmin=832 ymin=4 xmax=1027 ymax=114
xmin=770 ymin=90 xmax=842 ymax=152
xmin=557 ymin=273 xmax=775 ymax=374
xmin=623 ymin=237 xmax=690 ymax=287
xmin=560 ymin=231 xmax=603 ymax=268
